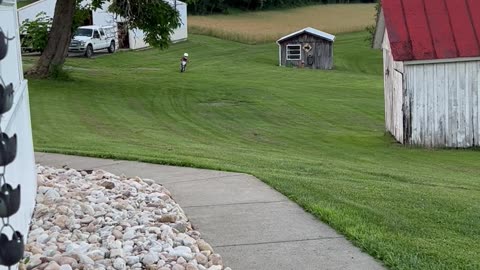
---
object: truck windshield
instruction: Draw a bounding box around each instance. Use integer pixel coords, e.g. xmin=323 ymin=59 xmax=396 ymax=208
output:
xmin=75 ymin=29 xmax=93 ymax=37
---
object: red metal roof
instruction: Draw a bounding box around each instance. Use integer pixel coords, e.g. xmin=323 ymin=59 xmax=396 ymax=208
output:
xmin=382 ymin=0 xmax=480 ymax=61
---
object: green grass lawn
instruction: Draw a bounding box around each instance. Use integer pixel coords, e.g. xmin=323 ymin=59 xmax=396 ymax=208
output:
xmin=17 ymin=0 xmax=37 ymax=8
xmin=27 ymin=33 xmax=480 ymax=270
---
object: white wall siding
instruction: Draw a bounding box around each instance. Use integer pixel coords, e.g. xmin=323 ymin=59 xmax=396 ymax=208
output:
xmin=171 ymin=2 xmax=188 ymax=43
xmin=383 ymin=29 xmax=480 ymax=148
xmin=17 ymin=0 xmax=56 ymax=25
xmin=0 ymin=3 xmax=37 ymax=270
xmin=382 ymin=29 xmax=404 ymax=143
xmin=92 ymin=2 xmax=116 ymax=27
xmin=126 ymin=2 xmax=187 ymax=50
xmin=128 ymin=28 xmax=148 ymax=50
xmin=405 ymin=60 xmax=480 ymax=147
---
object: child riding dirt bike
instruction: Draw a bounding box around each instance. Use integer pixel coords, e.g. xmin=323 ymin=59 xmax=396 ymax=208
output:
xmin=180 ymin=53 xmax=188 ymax=72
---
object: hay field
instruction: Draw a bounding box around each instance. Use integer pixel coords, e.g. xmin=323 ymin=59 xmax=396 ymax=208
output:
xmin=188 ymin=4 xmax=376 ymax=44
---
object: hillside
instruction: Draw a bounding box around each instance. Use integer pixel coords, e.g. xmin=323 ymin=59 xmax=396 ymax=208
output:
xmin=25 ymin=32 xmax=480 ymax=270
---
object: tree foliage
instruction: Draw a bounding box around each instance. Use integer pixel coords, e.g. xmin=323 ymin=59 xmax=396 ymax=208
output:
xmin=185 ymin=0 xmax=377 ymax=14
xmin=20 ymin=12 xmax=52 ymax=53
xmin=365 ymin=1 xmax=381 ymax=45
xmin=28 ymin=0 xmax=181 ymax=78
xmin=108 ymin=0 xmax=181 ymax=48
xmin=74 ymin=0 xmax=94 ymax=32
xmin=19 ymin=1 xmax=93 ymax=53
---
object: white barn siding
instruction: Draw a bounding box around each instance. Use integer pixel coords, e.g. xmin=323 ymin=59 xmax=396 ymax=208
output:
xmin=170 ymin=1 xmax=188 ymax=43
xmin=382 ymin=29 xmax=404 ymax=143
xmin=0 ymin=3 xmax=37 ymax=270
xmin=17 ymin=0 xmax=56 ymax=24
xmin=92 ymin=2 xmax=116 ymax=27
xmin=405 ymin=60 xmax=480 ymax=147
xmin=125 ymin=2 xmax=187 ymax=50
xmin=128 ymin=29 xmax=148 ymax=50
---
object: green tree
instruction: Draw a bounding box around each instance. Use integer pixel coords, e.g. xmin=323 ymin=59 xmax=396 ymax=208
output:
xmin=27 ymin=0 xmax=181 ymax=78
xmin=20 ymin=12 xmax=52 ymax=53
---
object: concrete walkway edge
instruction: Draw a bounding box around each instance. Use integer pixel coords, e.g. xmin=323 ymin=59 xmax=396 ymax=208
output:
xmin=35 ymin=153 xmax=385 ymax=270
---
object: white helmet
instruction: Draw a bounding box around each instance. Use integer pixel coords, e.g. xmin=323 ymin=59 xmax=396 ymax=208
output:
xmin=184 ymin=53 xmax=189 ymax=57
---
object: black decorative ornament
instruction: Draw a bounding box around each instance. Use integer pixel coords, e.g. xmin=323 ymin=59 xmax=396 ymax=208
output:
xmin=0 ymin=133 xmax=16 ymax=167
xmin=0 ymin=28 xmax=15 ymax=61
xmin=0 ymin=15 xmax=23 ymax=269
xmin=0 ymin=230 xmax=24 ymax=266
xmin=0 ymin=83 xmax=14 ymax=114
xmin=0 ymin=184 xmax=20 ymax=217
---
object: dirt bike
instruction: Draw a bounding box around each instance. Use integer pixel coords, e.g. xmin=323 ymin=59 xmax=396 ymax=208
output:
xmin=180 ymin=60 xmax=187 ymax=72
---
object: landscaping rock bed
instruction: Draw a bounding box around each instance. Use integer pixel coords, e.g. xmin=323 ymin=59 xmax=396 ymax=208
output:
xmin=22 ymin=165 xmax=231 ymax=270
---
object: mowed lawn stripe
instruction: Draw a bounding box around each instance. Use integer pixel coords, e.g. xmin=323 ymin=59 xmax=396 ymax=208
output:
xmin=28 ymin=33 xmax=480 ymax=270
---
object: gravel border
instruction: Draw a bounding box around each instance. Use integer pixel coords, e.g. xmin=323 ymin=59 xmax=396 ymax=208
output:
xmin=21 ymin=165 xmax=231 ymax=270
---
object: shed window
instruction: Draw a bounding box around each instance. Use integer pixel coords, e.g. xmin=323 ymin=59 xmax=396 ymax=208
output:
xmin=286 ymin=44 xmax=301 ymax=60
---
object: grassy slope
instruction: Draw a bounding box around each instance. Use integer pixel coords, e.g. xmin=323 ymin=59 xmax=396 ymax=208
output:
xmin=189 ymin=4 xmax=375 ymax=44
xmin=17 ymin=0 xmax=38 ymax=8
xmin=27 ymin=33 xmax=480 ymax=270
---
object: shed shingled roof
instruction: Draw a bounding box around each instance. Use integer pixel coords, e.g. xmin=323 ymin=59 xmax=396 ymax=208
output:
xmin=383 ymin=0 xmax=480 ymax=61
xmin=277 ymin=27 xmax=335 ymax=44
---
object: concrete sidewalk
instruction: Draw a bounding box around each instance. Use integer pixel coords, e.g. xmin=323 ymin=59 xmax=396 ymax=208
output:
xmin=35 ymin=153 xmax=385 ymax=270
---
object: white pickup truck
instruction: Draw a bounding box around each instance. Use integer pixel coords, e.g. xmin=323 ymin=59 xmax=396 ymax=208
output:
xmin=69 ymin=25 xmax=117 ymax=58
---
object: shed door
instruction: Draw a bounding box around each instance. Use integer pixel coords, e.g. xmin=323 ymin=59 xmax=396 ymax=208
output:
xmin=303 ymin=43 xmax=314 ymax=66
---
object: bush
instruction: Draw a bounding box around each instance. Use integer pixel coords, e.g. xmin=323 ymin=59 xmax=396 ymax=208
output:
xmin=20 ymin=12 xmax=52 ymax=53
xmin=365 ymin=2 xmax=381 ymax=45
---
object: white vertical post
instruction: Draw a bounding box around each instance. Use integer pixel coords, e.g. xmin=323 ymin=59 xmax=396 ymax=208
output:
xmin=0 ymin=1 xmax=37 ymax=270
xmin=278 ymin=44 xmax=281 ymax=66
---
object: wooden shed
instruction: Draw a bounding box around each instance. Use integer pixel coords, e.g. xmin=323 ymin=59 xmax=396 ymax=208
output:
xmin=277 ymin=27 xmax=335 ymax=70
xmin=374 ymin=0 xmax=480 ymax=148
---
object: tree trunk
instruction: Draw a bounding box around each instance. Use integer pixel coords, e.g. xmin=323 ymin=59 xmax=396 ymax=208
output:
xmin=26 ymin=0 xmax=76 ymax=78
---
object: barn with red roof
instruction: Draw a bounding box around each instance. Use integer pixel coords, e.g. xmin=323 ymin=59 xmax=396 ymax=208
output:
xmin=373 ymin=0 xmax=480 ymax=148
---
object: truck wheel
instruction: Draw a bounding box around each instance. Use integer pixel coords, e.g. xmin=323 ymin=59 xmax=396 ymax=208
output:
xmin=85 ymin=45 xmax=94 ymax=58
xmin=108 ymin=41 xmax=115 ymax=53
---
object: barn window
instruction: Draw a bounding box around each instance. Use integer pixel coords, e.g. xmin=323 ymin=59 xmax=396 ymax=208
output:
xmin=286 ymin=44 xmax=301 ymax=60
